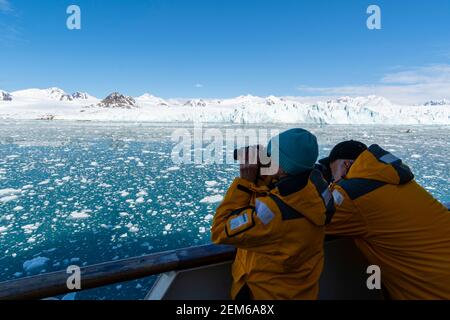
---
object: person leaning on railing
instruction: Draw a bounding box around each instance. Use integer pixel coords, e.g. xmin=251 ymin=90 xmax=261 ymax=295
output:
xmin=322 ymin=140 xmax=450 ymax=300
xmin=211 ymin=129 xmax=334 ymax=300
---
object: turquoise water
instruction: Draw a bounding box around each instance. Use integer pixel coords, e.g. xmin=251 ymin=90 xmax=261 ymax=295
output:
xmin=0 ymin=121 xmax=449 ymax=299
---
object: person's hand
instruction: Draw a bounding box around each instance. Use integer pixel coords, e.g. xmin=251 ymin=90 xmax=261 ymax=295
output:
xmin=238 ymin=145 xmax=260 ymax=183
xmin=240 ymin=163 xmax=259 ymax=183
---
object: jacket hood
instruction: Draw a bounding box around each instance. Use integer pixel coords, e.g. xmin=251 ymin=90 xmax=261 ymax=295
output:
xmin=346 ymin=144 xmax=414 ymax=185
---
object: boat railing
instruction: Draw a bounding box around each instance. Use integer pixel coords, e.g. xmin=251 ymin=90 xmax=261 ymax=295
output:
xmin=0 ymin=244 xmax=236 ymax=300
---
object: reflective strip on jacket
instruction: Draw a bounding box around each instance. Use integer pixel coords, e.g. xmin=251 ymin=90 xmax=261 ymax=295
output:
xmin=211 ymin=169 xmax=334 ymax=300
xmin=326 ymin=144 xmax=450 ymax=300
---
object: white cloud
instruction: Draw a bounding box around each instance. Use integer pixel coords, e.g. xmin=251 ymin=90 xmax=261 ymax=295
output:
xmin=0 ymin=0 xmax=12 ymax=13
xmin=298 ymin=65 xmax=450 ymax=105
xmin=194 ymin=84 xmax=203 ymax=88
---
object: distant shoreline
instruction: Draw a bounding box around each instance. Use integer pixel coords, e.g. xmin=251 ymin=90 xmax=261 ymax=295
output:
xmin=1 ymin=119 xmax=449 ymax=127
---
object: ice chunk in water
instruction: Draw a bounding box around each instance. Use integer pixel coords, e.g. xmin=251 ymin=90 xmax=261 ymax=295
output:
xmin=200 ymin=195 xmax=223 ymax=204
xmin=23 ymin=257 xmax=50 ymax=273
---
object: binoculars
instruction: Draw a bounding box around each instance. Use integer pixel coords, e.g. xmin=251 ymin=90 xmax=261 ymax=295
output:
xmin=233 ymin=145 xmax=262 ymax=161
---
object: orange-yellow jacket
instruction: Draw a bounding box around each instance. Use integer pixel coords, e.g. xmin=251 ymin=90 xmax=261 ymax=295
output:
xmin=211 ymin=170 xmax=334 ymax=300
xmin=326 ymin=144 xmax=450 ymax=300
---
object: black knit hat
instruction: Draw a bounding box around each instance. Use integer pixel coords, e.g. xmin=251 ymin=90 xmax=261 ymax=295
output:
xmin=319 ymin=140 xmax=368 ymax=167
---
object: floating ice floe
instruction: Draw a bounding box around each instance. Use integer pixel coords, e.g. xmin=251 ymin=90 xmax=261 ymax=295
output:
xmin=136 ymin=190 xmax=148 ymax=197
xmin=200 ymin=195 xmax=224 ymax=204
xmin=0 ymin=195 xmax=19 ymax=204
xmin=0 ymin=188 xmax=21 ymax=204
xmin=27 ymin=237 xmax=36 ymax=243
xmin=205 ymin=181 xmax=219 ymax=187
xmin=69 ymin=210 xmax=92 ymax=219
xmin=0 ymin=188 xmax=21 ymax=197
xmin=2 ymin=214 xmax=14 ymax=221
xmin=204 ymin=214 xmax=214 ymax=221
xmin=21 ymin=223 xmax=41 ymax=234
xmin=38 ymin=179 xmax=50 ymax=186
xmin=23 ymin=256 xmax=50 ymax=274
xmin=128 ymin=225 xmax=139 ymax=233
xmin=98 ymin=183 xmax=112 ymax=188
xmin=135 ymin=197 xmax=145 ymax=204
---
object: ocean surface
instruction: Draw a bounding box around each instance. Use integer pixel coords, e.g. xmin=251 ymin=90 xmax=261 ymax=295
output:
xmin=0 ymin=120 xmax=449 ymax=300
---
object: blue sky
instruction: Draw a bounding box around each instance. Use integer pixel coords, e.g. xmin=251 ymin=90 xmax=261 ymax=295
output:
xmin=0 ymin=0 xmax=450 ymax=103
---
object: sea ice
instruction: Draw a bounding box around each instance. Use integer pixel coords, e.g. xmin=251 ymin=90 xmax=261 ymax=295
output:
xmin=135 ymin=197 xmax=145 ymax=204
xmin=27 ymin=237 xmax=36 ymax=243
xmin=21 ymin=223 xmax=41 ymax=234
xmin=98 ymin=183 xmax=112 ymax=188
xmin=200 ymin=195 xmax=223 ymax=204
xmin=0 ymin=195 xmax=19 ymax=203
xmin=0 ymin=188 xmax=21 ymax=197
xmin=129 ymin=225 xmax=139 ymax=233
xmin=120 ymin=191 xmax=130 ymax=197
xmin=69 ymin=210 xmax=91 ymax=219
xmin=23 ymin=257 xmax=50 ymax=274
xmin=136 ymin=190 xmax=148 ymax=197
xmin=205 ymin=181 xmax=219 ymax=187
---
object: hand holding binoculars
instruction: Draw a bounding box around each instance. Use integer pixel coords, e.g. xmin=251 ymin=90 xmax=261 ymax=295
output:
xmin=233 ymin=145 xmax=271 ymax=167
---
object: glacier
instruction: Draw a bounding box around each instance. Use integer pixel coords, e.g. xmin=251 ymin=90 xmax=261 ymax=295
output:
xmin=0 ymin=87 xmax=449 ymax=124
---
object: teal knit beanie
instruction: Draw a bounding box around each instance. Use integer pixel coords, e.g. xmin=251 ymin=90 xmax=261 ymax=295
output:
xmin=267 ymin=128 xmax=319 ymax=175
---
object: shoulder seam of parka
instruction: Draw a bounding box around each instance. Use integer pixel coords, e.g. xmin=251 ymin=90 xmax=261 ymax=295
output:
xmin=337 ymin=178 xmax=387 ymax=200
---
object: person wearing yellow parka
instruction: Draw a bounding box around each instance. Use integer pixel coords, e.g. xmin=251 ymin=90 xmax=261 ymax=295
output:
xmin=211 ymin=128 xmax=334 ymax=300
xmin=321 ymin=140 xmax=450 ymax=300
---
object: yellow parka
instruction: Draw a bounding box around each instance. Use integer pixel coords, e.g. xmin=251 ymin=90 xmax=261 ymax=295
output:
xmin=326 ymin=144 xmax=450 ymax=300
xmin=211 ymin=169 xmax=334 ymax=300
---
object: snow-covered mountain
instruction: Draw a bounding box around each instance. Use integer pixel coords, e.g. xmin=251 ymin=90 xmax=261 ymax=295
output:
xmin=61 ymin=92 xmax=95 ymax=101
xmin=0 ymin=89 xmax=449 ymax=124
xmin=135 ymin=93 xmax=169 ymax=106
xmin=184 ymin=99 xmax=207 ymax=107
xmin=12 ymin=87 xmax=67 ymax=101
xmin=424 ymin=99 xmax=450 ymax=106
xmin=0 ymin=90 xmax=12 ymax=101
xmin=95 ymin=92 xmax=137 ymax=109
xmin=10 ymin=87 xmax=98 ymax=103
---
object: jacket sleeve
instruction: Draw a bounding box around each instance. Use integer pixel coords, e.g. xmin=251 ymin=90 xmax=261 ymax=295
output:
xmin=325 ymin=185 xmax=368 ymax=237
xmin=211 ymin=178 xmax=281 ymax=251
